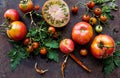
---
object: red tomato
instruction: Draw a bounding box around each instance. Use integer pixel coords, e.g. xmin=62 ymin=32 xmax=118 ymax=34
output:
xmin=94 ymin=8 xmax=102 ymax=16
xmin=82 ymin=14 xmax=90 ymax=22
xmin=87 ymin=1 xmax=95 ymax=9
xmin=72 ymin=22 xmax=93 ymax=45
xmin=91 ymin=34 xmax=115 ymax=59
xmin=19 ymin=0 xmax=34 ymax=13
xmin=59 ymin=39 xmax=74 ymax=54
xmin=6 ymin=21 xmax=27 ymax=41
xmin=40 ymin=47 xmax=47 ymax=55
xmin=4 ymin=9 xmax=19 ymax=21
xmin=32 ymin=42 xmax=39 ymax=49
xmin=48 ymin=26 xmax=56 ymax=34
xmin=34 ymin=5 xmax=40 ymax=10
xmin=23 ymin=38 xmax=30 ymax=45
xmin=71 ymin=6 xmax=78 ymax=14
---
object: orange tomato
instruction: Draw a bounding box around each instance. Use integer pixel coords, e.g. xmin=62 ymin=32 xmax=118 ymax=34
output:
xmin=6 ymin=21 xmax=27 ymax=41
xmin=80 ymin=49 xmax=88 ymax=56
xmin=40 ymin=47 xmax=47 ymax=55
xmin=19 ymin=0 xmax=34 ymax=13
xmin=91 ymin=34 xmax=115 ymax=59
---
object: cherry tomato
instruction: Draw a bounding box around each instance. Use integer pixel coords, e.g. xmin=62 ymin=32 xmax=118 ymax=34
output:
xmin=87 ymin=1 xmax=95 ymax=9
xmin=95 ymin=25 xmax=103 ymax=33
xmin=82 ymin=14 xmax=90 ymax=22
xmin=53 ymin=32 xmax=59 ymax=39
xmin=80 ymin=49 xmax=88 ymax=56
xmin=6 ymin=21 xmax=27 ymax=41
xmin=100 ymin=15 xmax=107 ymax=22
xmin=26 ymin=45 xmax=33 ymax=53
xmin=4 ymin=9 xmax=19 ymax=21
xmin=72 ymin=22 xmax=93 ymax=45
xmin=94 ymin=8 xmax=102 ymax=16
xmin=89 ymin=17 xmax=97 ymax=25
xmin=91 ymin=34 xmax=115 ymax=59
xmin=71 ymin=6 xmax=78 ymax=14
xmin=34 ymin=5 xmax=40 ymax=10
xmin=32 ymin=42 xmax=39 ymax=49
xmin=19 ymin=0 xmax=34 ymax=13
xmin=40 ymin=47 xmax=47 ymax=55
xmin=23 ymin=38 xmax=30 ymax=45
xmin=48 ymin=26 xmax=56 ymax=34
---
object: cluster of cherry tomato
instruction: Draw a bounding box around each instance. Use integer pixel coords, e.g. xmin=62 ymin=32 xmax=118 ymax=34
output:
xmin=71 ymin=1 xmax=109 ymax=56
xmin=23 ymin=38 xmax=47 ymax=55
xmin=71 ymin=1 xmax=108 ymax=34
xmin=23 ymin=26 xmax=57 ymax=55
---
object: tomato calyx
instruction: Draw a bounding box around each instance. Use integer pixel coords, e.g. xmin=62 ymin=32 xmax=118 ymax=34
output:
xmin=98 ymin=42 xmax=114 ymax=49
xmin=20 ymin=0 xmax=28 ymax=4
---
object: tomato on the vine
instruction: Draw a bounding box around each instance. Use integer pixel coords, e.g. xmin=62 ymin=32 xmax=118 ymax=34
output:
xmin=40 ymin=47 xmax=47 ymax=55
xmin=48 ymin=26 xmax=56 ymax=34
xmin=4 ymin=9 xmax=19 ymax=21
xmin=19 ymin=0 xmax=34 ymax=13
xmin=95 ymin=25 xmax=103 ymax=33
xmin=71 ymin=6 xmax=79 ymax=14
xmin=23 ymin=38 xmax=30 ymax=45
xmin=6 ymin=21 xmax=27 ymax=41
xmin=32 ymin=42 xmax=39 ymax=49
xmin=87 ymin=1 xmax=95 ymax=9
xmin=94 ymin=8 xmax=102 ymax=16
xmin=91 ymin=34 xmax=115 ymax=59
xmin=82 ymin=14 xmax=90 ymax=22
xmin=26 ymin=45 xmax=33 ymax=53
xmin=89 ymin=17 xmax=97 ymax=25
xmin=100 ymin=15 xmax=107 ymax=22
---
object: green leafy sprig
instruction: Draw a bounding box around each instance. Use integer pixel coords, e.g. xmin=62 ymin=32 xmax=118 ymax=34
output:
xmin=93 ymin=0 xmax=118 ymax=20
xmin=102 ymin=41 xmax=120 ymax=76
xmin=8 ymin=12 xmax=61 ymax=71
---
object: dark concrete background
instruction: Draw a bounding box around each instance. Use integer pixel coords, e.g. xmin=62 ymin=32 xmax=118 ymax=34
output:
xmin=0 ymin=0 xmax=120 ymax=78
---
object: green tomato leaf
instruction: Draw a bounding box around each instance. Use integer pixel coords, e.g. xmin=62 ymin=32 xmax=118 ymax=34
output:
xmin=114 ymin=50 xmax=120 ymax=57
xmin=47 ymin=50 xmax=59 ymax=62
xmin=45 ymin=40 xmax=59 ymax=49
xmin=109 ymin=2 xmax=118 ymax=10
xmin=103 ymin=62 xmax=115 ymax=75
xmin=114 ymin=57 xmax=120 ymax=67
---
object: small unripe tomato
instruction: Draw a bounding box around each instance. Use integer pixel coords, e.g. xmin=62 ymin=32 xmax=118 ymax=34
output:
xmin=71 ymin=6 xmax=78 ymax=14
xmin=100 ymin=15 xmax=107 ymax=22
xmin=80 ymin=49 xmax=88 ymax=56
xmin=95 ymin=25 xmax=103 ymax=33
xmin=82 ymin=14 xmax=90 ymax=22
xmin=89 ymin=17 xmax=97 ymax=25
xmin=94 ymin=8 xmax=102 ymax=16
xmin=40 ymin=47 xmax=47 ymax=55
xmin=26 ymin=45 xmax=33 ymax=53
xmin=48 ymin=26 xmax=56 ymax=34
xmin=87 ymin=1 xmax=95 ymax=9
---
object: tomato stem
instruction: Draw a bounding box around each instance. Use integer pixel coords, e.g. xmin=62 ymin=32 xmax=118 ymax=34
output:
xmin=61 ymin=55 xmax=69 ymax=78
xmin=69 ymin=53 xmax=91 ymax=72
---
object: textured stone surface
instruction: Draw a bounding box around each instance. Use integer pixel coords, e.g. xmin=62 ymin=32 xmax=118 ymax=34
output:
xmin=0 ymin=0 xmax=120 ymax=78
